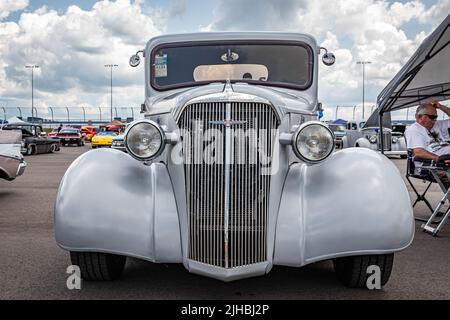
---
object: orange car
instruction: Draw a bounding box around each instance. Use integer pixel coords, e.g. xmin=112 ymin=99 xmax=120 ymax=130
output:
xmin=80 ymin=126 xmax=97 ymax=141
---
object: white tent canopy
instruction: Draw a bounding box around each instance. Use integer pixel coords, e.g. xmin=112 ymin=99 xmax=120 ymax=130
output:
xmin=377 ymin=14 xmax=450 ymax=113
xmin=6 ymin=116 xmax=27 ymax=124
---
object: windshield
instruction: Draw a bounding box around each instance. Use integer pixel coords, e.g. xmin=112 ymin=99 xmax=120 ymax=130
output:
xmin=329 ymin=125 xmax=346 ymax=132
xmin=59 ymin=129 xmax=79 ymax=134
xmin=151 ymin=41 xmax=313 ymax=91
xmin=97 ymin=132 xmax=117 ymax=136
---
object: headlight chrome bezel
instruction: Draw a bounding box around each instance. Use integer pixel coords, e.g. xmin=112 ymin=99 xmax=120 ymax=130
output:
xmin=292 ymin=121 xmax=335 ymax=164
xmin=369 ymin=135 xmax=378 ymax=144
xmin=125 ymin=119 xmax=165 ymax=161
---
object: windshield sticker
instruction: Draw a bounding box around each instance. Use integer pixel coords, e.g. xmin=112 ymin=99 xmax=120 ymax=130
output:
xmin=155 ymin=54 xmax=168 ymax=78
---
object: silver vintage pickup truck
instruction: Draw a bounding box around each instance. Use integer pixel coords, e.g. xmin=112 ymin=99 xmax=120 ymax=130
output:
xmin=55 ymin=32 xmax=414 ymax=287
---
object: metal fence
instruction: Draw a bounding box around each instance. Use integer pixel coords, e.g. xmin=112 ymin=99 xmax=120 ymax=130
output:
xmin=0 ymin=106 xmax=141 ymax=124
xmin=334 ymin=105 xmax=376 ymax=120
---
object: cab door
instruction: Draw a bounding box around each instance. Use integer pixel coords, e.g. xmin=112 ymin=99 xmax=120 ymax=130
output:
xmin=34 ymin=126 xmax=48 ymax=153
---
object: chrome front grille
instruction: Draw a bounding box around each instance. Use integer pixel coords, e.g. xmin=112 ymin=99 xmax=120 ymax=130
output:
xmin=378 ymin=131 xmax=392 ymax=151
xmin=178 ymin=102 xmax=279 ymax=268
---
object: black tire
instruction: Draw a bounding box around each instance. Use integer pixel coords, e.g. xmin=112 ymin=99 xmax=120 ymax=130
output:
xmin=70 ymin=251 xmax=126 ymax=281
xmin=26 ymin=144 xmax=35 ymax=155
xmin=333 ymin=254 xmax=394 ymax=288
xmin=400 ymin=155 xmax=407 ymax=159
xmin=49 ymin=143 xmax=57 ymax=153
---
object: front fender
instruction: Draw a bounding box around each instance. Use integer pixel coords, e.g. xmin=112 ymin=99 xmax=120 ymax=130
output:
xmin=355 ymin=137 xmax=373 ymax=149
xmin=54 ymin=149 xmax=182 ymax=263
xmin=274 ymin=148 xmax=414 ymax=266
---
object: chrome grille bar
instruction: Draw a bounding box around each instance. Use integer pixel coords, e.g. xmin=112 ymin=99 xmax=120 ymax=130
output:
xmin=179 ymin=102 xmax=279 ymax=268
xmin=378 ymin=131 xmax=392 ymax=151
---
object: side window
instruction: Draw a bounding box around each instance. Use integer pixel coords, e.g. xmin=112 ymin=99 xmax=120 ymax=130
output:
xmin=36 ymin=126 xmax=42 ymax=136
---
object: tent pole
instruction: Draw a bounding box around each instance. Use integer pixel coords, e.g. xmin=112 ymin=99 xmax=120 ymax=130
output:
xmin=379 ymin=111 xmax=385 ymax=155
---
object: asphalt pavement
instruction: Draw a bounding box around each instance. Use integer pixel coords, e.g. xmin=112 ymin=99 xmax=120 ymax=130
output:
xmin=1 ymin=146 xmax=450 ymax=300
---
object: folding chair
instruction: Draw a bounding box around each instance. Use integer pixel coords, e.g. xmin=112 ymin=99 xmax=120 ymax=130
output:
xmin=405 ymin=149 xmax=436 ymax=218
xmin=406 ymin=148 xmax=450 ymax=235
xmin=419 ymin=165 xmax=450 ymax=236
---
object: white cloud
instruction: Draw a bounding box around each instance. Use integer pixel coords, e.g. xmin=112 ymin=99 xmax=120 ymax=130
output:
xmin=0 ymin=0 xmax=162 ymax=114
xmin=0 ymin=0 xmax=28 ymax=20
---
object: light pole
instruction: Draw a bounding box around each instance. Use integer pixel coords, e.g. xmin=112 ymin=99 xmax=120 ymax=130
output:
xmin=104 ymin=64 xmax=118 ymax=122
xmin=356 ymin=61 xmax=371 ymax=120
xmin=25 ymin=65 xmax=39 ymax=123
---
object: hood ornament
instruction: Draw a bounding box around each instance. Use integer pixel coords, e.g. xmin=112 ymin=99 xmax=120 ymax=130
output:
xmin=221 ymin=49 xmax=239 ymax=62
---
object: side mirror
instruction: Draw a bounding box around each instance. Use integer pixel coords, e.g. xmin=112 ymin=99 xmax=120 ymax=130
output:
xmin=129 ymin=54 xmax=140 ymax=67
xmin=319 ymin=47 xmax=336 ymax=66
xmin=129 ymin=49 xmax=144 ymax=67
xmin=322 ymin=52 xmax=336 ymax=66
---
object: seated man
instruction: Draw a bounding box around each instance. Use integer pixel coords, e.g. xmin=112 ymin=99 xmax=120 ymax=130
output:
xmin=405 ymin=100 xmax=450 ymax=187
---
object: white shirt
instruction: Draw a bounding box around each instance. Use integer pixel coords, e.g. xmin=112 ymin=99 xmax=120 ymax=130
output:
xmin=405 ymin=119 xmax=450 ymax=155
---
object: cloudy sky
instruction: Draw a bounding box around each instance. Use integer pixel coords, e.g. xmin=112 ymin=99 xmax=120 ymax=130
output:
xmin=0 ymin=0 xmax=449 ymax=121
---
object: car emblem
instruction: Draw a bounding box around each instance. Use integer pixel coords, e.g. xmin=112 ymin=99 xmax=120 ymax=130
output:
xmin=208 ymin=119 xmax=247 ymax=127
xmin=221 ymin=49 xmax=239 ymax=62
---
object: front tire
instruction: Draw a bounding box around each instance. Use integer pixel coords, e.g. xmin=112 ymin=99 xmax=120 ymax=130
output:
xmin=26 ymin=144 xmax=35 ymax=155
xmin=49 ymin=143 xmax=58 ymax=153
xmin=333 ymin=254 xmax=394 ymax=288
xmin=70 ymin=252 xmax=126 ymax=281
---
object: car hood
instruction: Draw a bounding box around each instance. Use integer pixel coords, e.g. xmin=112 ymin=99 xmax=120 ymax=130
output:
xmin=148 ymin=83 xmax=314 ymax=116
xmin=113 ymin=135 xmax=124 ymax=141
xmin=333 ymin=131 xmax=346 ymax=137
xmin=93 ymin=136 xmax=114 ymax=141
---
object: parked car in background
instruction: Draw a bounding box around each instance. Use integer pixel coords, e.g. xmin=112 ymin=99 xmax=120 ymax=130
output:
xmin=48 ymin=129 xmax=59 ymax=138
xmin=0 ymin=130 xmax=27 ymax=181
xmin=111 ymin=133 xmax=126 ymax=152
xmin=57 ymin=128 xmax=85 ymax=147
xmin=55 ymin=32 xmax=414 ymax=287
xmin=91 ymin=131 xmax=117 ymax=148
xmin=80 ymin=126 xmax=97 ymax=142
xmin=328 ymin=124 xmax=346 ymax=149
xmin=346 ymin=120 xmax=366 ymax=131
xmin=2 ymin=123 xmax=60 ymax=155
xmin=341 ymin=114 xmax=407 ymax=158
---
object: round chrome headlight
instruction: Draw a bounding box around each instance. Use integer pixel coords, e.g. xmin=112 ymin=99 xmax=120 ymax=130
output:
xmin=392 ymin=136 xmax=398 ymax=144
xmin=369 ymin=135 xmax=377 ymax=144
xmin=293 ymin=122 xmax=334 ymax=163
xmin=125 ymin=120 xmax=165 ymax=161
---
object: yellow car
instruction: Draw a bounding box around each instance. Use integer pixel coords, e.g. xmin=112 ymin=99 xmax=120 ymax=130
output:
xmin=91 ymin=131 xmax=117 ymax=148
